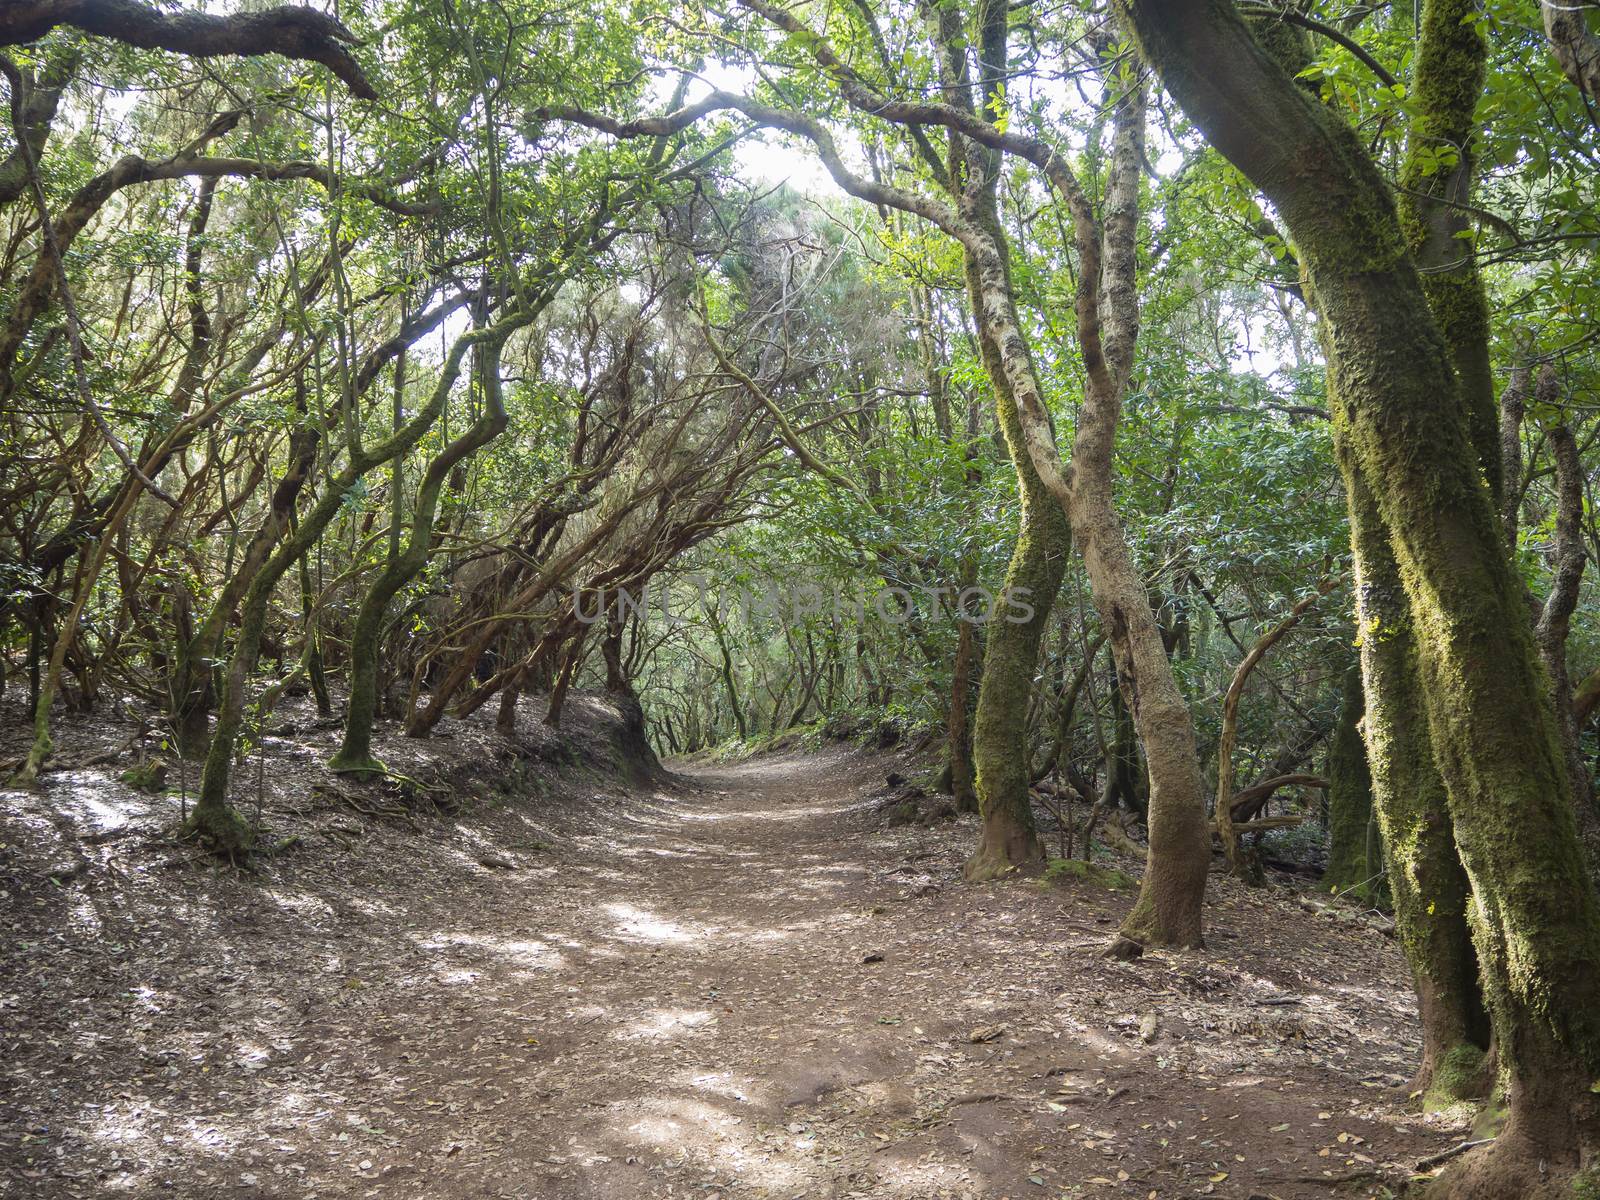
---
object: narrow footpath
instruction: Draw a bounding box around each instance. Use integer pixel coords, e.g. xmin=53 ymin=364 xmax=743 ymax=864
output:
xmin=3 ymin=740 xmax=1466 ymax=1199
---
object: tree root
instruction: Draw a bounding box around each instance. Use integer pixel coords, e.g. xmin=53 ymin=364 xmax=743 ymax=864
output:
xmin=180 ymin=804 xmax=257 ymax=862
xmin=1101 ymin=934 xmax=1145 ymax=960
xmin=1415 ymin=1138 xmax=1494 ymax=1172
xmin=313 ymin=782 xmax=423 ymax=832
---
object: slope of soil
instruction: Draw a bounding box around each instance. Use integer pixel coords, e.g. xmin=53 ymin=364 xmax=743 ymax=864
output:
xmin=2 ymin=714 xmax=1470 ymax=1198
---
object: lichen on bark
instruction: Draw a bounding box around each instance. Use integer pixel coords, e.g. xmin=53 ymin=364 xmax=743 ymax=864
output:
xmin=964 ymin=265 xmax=1070 ymax=882
xmin=1115 ymin=0 xmax=1600 ymax=1184
xmin=1324 ymin=665 xmax=1380 ymax=901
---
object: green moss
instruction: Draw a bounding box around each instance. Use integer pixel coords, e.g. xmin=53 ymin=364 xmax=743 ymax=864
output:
xmin=1325 ymin=666 xmax=1379 ymax=898
xmin=1421 ymin=1043 xmax=1486 ymax=1112
xmin=120 ymin=757 xmax=168 ymax=793
xmin=1244 ymin=11 xmax=1312 ymax=83
xmin=1468 ymin=1085 xmax=1507 ymax=1140
xmin=182 ymin=801 xmax=255 ymax=857
xmin=1042 ymin=858 xmax=1135 ymax=891
xmin=963 ymin=246 xmax=1069 ymax=881
xmin=1343 ymin=413 xmax=1491 ymax=1082
xmin=1569 ymin=1167 xmax=1600 ymax=1200
xmin=1397 ymin=0 xmax=1499 ymax=501
xmin=328 ymin=751 xmax=386 ymax=776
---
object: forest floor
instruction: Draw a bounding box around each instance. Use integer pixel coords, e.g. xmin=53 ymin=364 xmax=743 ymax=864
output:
xmin=1 ymin=705 xmax=1475 ymax=1200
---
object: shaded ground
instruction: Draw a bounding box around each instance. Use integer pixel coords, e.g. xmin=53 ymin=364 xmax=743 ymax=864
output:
xmin=2 ymin=714 xmax=1470 ymax=1199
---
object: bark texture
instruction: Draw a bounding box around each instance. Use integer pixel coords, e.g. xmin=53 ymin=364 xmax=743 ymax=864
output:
xmin=1323 ymin=665 xmax=1380 ymax=901
xmin=0 ymin=0 xmax=376 ymax=98
xmin=1348 ymin=466 xmax=1489 ymax=1108
xmin=1542 ymin=0 xmax=1600 ymax=99
xmin=1118 ymin=0 xmax=1600 ymax=1187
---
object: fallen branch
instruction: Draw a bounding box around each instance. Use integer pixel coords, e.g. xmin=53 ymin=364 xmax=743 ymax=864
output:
xmin=947 ymin=1091 xmax=1012 ymax=1107
xmin=1414 ymin=1138 xmax=1495 ymax=1172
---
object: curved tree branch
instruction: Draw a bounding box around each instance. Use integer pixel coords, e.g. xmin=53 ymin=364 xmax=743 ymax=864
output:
xmin=0 ymin=45 xmax=80 ymax=207
xmin=0 ymin=0 xmax=377 ymax=99
xmin=0 ymin=150 xmax=434 ymax=391
xmin=1238 ymin=4 xmax=1399 ymax=90
xmin=1542 ymin=0 xmax=1600 ymax=100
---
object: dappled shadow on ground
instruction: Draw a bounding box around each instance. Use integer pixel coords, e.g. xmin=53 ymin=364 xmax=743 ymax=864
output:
xmin=1 ymin=701 xmax=1470 ymax=1198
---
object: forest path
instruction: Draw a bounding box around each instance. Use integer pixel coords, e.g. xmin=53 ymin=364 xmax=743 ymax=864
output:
xmin=355 ymin=745 xmax=1455 ymax=1200
xmin=3 ymin=739 xmax=1463 ymax=1199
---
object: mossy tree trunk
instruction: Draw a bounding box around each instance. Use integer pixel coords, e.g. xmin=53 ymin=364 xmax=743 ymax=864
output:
xmin=966 ymin=42 xmax=1209 ymax=955
xmin=1395 ymin=0 xmax=1500 ymax=510
xmin=963 ymin=231 xmax=1070 ymax=876
xmin=1323 ymin=665 xmax=1378 ymax=898
xmin=947 ymin=601 xmax=980 ymax=814
xmin=192 ymin=318 xmax=521 ymax=851
xmin=1120 ymin=0 xmax=1600 ymax=1185
xmin=938 ymin=0 xmax=1068 ymax=882
xmin=964 ymin=420 xmax=1068 ymax=877
xmin=331 ymin=340 xmax=509 ymax=774
xmin=1348 ymin=468 xmax=1490 ymax=1107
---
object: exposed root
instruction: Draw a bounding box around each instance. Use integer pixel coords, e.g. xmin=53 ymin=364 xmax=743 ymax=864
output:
xmin=1102 ymin=934 xmax=1145 ymax=960
xmin=1414 ymin=1138 xmax=1494 ymax=1172
xmin=180 ymin=803 xmax=258 ymax=863
xmin=327 ymin=751 xmax=387 ymax=776
xmin=1421 ymin=1130 xmax=1589 ymax=1200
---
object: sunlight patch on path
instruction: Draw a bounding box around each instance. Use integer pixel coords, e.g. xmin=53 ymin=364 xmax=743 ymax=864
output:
xmin=675 ymin=802 xmax=851 ymax=824
xmin=414 ymin=930 xmax=567 ymax=973
xmin=617 ymin=1007 xmax=717 ymax=1040
xmin=602 ymin=901 xmax=702 ymax=944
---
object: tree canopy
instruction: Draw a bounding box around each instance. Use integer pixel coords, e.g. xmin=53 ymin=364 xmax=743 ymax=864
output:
xmin=4 ymin=0 xmax=1600 ymax=1193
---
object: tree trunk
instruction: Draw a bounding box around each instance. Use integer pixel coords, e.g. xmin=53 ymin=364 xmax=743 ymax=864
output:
xmin=969 ymin=60 xmax=1211 ymax=955
xmin=1349 ymin=468 xmax=1490 ymax=1108
xmin=962 ymin=263 xmax=1069 ymax=880
xmin=544 ymin=632 xmax=585 ymax=729
xmin=1120 ymin=0 xmax=1600 ymax=1184
xmin=290 ymin=510 xmax=331 ymax=718
xmin=1324 ymin=665 xmax=1379 ymax=900
xmin=947 ymin=609 xmax=979 ymax=814
xmin=1534 ymin=421 xmax=1600 ymax=850
xmin=1102 ymin=672 xmax=1146 ymax=820
xmin=331 ymin=341 xmax=508 ymax=774
xmin=496 ymin=677 xmax=521 ymax=735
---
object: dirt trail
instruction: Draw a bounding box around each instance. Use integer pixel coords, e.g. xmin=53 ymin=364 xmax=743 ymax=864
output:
xmin=3 ymin=739 xmax=1466 ymax=1199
